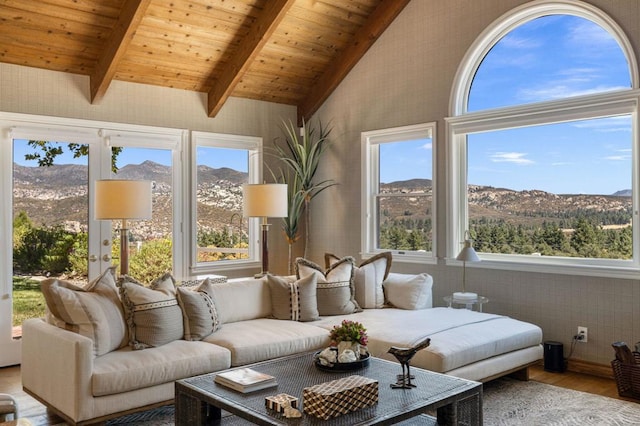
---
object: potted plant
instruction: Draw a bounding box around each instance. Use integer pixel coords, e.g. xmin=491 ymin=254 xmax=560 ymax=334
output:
xmin=329 ymin=320 xmax=368 ymax=360
xmin=272 ymin=118 xmax=337 ymax=261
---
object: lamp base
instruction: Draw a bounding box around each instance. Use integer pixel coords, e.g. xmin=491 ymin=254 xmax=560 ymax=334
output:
xmin=453 ymin=292 xmax=478 ymax=301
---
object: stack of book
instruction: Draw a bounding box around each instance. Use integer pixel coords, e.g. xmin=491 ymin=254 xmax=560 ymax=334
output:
xmin=214 ymin=368 xmax=277 ymax=393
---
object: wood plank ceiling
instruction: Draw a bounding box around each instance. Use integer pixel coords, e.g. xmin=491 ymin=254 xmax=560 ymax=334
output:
xmin=0 ymin=0 xmax=410 ymax=122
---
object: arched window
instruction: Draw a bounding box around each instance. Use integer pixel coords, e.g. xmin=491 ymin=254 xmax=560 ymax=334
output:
xmin=468 ymin=15 xmax=631 ymax=111
xmin=447 ymin=0 xmax=639 ymax=277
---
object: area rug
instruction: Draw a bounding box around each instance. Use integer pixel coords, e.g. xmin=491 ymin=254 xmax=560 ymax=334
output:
xmin=483 ymin=377 xmax=640 ymax=425
xmin=97 ymin=377 xmax=640 ymax=425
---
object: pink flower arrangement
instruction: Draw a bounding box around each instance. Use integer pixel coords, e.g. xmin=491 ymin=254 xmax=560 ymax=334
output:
xmin=329 ymin=320 xmax=368 ymax=346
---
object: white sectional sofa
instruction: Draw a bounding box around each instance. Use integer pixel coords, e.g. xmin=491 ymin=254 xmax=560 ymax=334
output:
xmin=22 ymin=268 xmax=542 ymax=425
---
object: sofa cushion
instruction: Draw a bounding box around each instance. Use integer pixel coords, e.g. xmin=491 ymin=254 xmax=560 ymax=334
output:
xmin=325 ymin=252 xmax=392 ymax=309
xmin=296 ymin=257 xmax=361 ymax=316
xmin=176 ymin=278 xmax=221 ymax=341
xmin=383 ymin=272 xmax=433 ymax=310
xmin=204 ymin=318 xmax=330 ymax=366
xmin=267 ymin=274 xmax=319 ymax=322
xmin=92 ymin=340 xmax=231 ymax=396
xmin=207 ymin=278 xmax=271 ymax=324
xmin=40 ymin=266 xmax=127 ymax=356
xmin=117 ymin=273 xmax=184 ymax=350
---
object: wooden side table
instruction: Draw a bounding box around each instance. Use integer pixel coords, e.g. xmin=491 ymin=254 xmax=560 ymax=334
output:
xmin=444 ymin=295 xmax=489 ymax=312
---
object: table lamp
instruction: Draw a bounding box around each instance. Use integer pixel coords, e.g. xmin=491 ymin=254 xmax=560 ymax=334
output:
xmin=454 ymin=231 xmax=481 ymax=301
xmin=95 ymin=180 xmax=152 ymax=276
xmin=242 ymin=183 xmax=288 ymax=277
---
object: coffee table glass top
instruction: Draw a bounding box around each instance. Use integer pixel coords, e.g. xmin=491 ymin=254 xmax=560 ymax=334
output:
xmin=176 ymin=351 xmax=481 ymax=425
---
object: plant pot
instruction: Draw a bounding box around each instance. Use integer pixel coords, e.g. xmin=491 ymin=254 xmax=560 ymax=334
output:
xmin=337 ymin=341 xmax=361 ymax=361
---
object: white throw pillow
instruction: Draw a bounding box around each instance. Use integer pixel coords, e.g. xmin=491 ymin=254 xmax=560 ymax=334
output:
xmin=382 ymin=272 xmax=433 ymax=310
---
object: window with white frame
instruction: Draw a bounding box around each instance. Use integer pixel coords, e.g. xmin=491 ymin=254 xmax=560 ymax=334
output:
xmin=362 ymin=123 xmax=435 ymax=262
xmin=447 ymin=1 xmax=639 ymax=277
xmin=191 ymin=132 xmax=261 ymax=272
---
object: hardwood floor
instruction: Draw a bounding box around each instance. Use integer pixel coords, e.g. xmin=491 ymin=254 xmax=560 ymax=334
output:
xmin=528 ymin=364 xmax=629 ymax=401
xmin=0 ymin=363 xmax=637 ymax=425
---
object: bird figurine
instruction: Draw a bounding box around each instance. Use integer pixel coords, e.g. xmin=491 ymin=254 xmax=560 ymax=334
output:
xmin=388 ymin=337 xmax=431 ymax=389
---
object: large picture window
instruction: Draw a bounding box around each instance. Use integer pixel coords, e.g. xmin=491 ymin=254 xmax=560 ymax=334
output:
xmin=362 ymin=123 xmax=435 ymax=263
xmin=448 ymin=1 xmax=638 ymax=277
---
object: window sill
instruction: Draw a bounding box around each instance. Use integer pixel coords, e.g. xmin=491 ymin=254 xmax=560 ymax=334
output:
xmin=363 ymin=250 xmax=437 ymax=265
xmin=445 ymin=255 xmax=639 ymax=280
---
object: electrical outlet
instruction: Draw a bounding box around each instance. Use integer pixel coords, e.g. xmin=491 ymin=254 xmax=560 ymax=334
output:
xmin=577 ymin=326 xmax=588 ymax=343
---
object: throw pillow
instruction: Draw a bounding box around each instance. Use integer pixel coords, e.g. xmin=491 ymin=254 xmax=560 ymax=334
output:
xmin=118 ymin=273 xmax=184 ymax=350
xmin=266 ymin=274 xmax=319 ymax=322
xmin=295 ymin=257 xmax=361 ymax=316
xmin=40 ymin=266 xmax=127 ymax=356
xmin=176 ymin=278 xmax=221 ymax=341
xmin=325 ymin=252 xmax=392 ymax=309
xmin=382 ymin=272 xmax=433 ymax=310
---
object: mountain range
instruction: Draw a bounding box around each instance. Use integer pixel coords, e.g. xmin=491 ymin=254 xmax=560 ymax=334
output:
xmin=12 ymin=162 xmax=632 ymax=238
xmin=13 ymin=161 xmax=248 ymax=239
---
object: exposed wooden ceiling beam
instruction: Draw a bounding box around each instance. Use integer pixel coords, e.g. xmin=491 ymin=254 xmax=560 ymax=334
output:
xmin=297 ymin=0 xmax=411 ymax=123
xmin=207 ymin=0 xmax=296 ymax=118
xmin=90 ymin=0 xmax=151 ymax=104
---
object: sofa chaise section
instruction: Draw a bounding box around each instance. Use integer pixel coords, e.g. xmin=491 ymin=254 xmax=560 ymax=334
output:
xmin=310 ymin=307 xmax=543 ymax=382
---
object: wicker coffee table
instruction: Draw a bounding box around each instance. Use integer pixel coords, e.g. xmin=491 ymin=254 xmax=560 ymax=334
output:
xmin=175 ymin=352 xmax=482 ymax=425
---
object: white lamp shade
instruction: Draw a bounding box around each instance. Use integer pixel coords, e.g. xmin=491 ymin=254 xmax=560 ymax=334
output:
xmin=95 ymin=180 xmax=152 ymax=220
xmin=242 ymin=183 xmax=288 ymax=218
xmin=456 ymin=240 xmax=481 ymax=262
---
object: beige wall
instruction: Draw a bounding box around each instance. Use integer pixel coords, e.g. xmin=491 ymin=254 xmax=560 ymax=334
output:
xmin=309 ymin=0 xmax=640 ymax=367
xmin=0 ymin=62 xmax=296 ymax=136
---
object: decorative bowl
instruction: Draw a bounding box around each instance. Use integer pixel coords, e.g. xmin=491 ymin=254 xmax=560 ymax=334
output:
xmin=313 ymin=350 xmax=370 ymax=372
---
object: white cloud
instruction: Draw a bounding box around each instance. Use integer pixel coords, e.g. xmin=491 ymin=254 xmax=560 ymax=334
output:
xmin=567 ymin=20 xmax=617 ymax=48
xmin=571 ymin=116 xmax=632 ymax=133
xmin=490 ymin=152 xmax=534 ymax=165
xmin=499 ymin=35 xmax=542 ymax=49
xmin=604 ymin=155 xmax=630 ymax=161
xmin=421 ymin=142 xmax=432 ymax=150
xmin=518 ymin=84 xmax=628 ymax=102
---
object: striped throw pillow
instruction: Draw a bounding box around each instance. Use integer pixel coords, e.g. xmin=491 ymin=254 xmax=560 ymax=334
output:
xmin=266 ymin=274 xmax=319 ymax=322
xmin=41 ymin=266 xmax=127 ymax=356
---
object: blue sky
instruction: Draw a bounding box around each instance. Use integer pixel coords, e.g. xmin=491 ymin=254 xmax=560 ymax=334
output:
xmin=379 ymin=138 xmax=433 ymax=183
xmin=12 ymin=142 xmax=173 ymax=168
xmin=13 ymin=16 xmax=632 ymax=195
xmin=13 ymin=142 xmax=248 ymax=173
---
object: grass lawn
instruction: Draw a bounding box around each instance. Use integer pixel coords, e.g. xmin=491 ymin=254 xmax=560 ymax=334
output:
xmin=13 ymin=276 xmax=46 ymax=326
